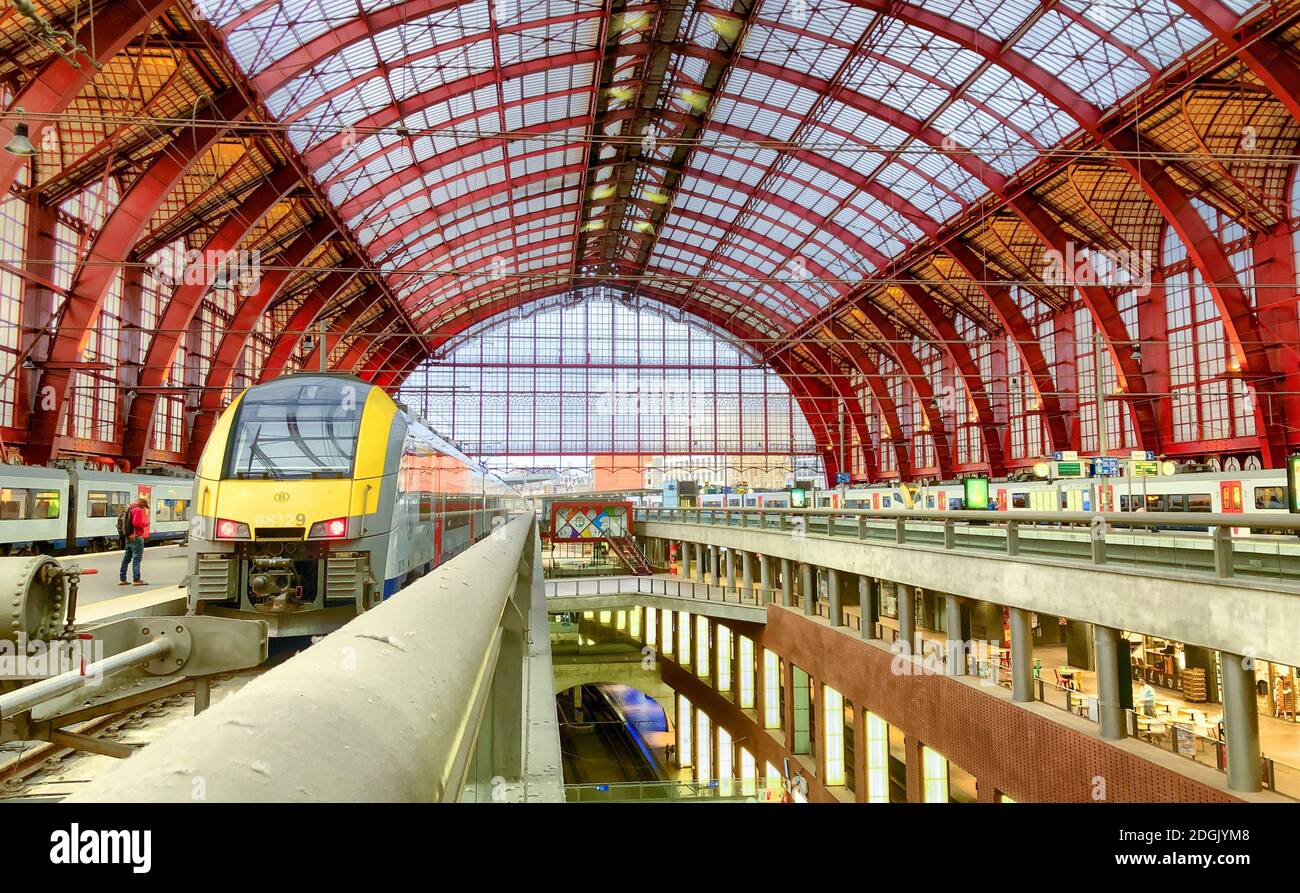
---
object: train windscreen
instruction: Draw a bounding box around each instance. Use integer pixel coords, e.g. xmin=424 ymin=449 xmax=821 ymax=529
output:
xmin=224 ymin=377 xmax=364 ymax=479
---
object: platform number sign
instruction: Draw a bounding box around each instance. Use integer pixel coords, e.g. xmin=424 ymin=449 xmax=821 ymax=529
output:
xmin=1288 ymin=455 xmax=1300 ymax=514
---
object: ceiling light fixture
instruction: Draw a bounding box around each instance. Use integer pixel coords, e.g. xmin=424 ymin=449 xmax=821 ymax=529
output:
xmin=4 ymin=108 xmax=36 ymax=157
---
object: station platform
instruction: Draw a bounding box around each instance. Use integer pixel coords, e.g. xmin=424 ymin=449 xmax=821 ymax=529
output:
xmin=58 ymin=544 xmax=188 ymax=607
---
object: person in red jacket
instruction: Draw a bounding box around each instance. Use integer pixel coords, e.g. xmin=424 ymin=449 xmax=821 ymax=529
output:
xmin=118 ymin=497 xmax=150 ymax=586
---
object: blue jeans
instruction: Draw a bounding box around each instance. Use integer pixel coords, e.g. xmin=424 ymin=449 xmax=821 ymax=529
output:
xmin=120 ymin=537 xmax=144 ymax=582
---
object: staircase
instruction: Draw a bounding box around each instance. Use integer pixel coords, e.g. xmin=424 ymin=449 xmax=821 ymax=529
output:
xmin=608 ymin=535 xmax=653 ymax=575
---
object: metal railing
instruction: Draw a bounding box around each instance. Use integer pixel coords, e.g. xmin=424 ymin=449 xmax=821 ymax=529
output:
xmin=636 ymin=506 xmax=1300 ymax=585
xmin=546 ymin=575 xmax=777 ymax=608
xmin=71 ymin=514 xmax=541 ymax=803
xmin=564 ymin=777 xmax=776 ymax=802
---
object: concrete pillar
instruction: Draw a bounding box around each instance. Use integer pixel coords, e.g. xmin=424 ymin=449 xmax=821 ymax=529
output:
xmin=897 ymin=583 xmax=915 ymax=655
xmin=1220 ymin=650 xmax=1263 ymax=793
xmin=741 ymin=551 xmax=753 ymax=598
xmin=800 ymin=563 xmax=815 ymax=616
xmin=828 ymin=568 xmax=842 ymax=627
xmin=1094 ymin=624 xmax=1126 ymax=740
xmin=694 ymin=542 xmax=704 ymax=583
xmin=945 ymin=595 xmax=966 ymax=676
xmin=727 ymin=548 xmax=737 ymax=590
xmin=707 ymin=545 xmax=718 ymax=586
xmin=758 ymin=554 xmax=771 ymax=601
xmin=780 ymin=558 xmax=793 ymax=607
xmin=1009 ymin=607 xmax=1034 ymax=703
xmin=678 ymin=540 xmax=690 ymax=579
xmin=859 ymin=576 xmax=875 ymax=640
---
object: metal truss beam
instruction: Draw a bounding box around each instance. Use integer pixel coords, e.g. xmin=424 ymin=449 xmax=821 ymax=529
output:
xmin=121 ymin=165 xmax=301 ymax=468
xmin=25 ymin=91 xmax=251 ymax=466
xmin=0 ymin=0 xmax=173 ymax=198
xmin=187 ymin=219 xmax=337 ymax=466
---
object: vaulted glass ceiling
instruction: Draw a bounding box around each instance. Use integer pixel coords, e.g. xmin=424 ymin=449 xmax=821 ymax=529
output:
xmin=197 ymin=0 xmax=1223 ymax=340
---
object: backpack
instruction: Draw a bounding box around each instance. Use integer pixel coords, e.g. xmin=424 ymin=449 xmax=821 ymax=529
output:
xmin=117 ymin=505 xmax=133 ymax=537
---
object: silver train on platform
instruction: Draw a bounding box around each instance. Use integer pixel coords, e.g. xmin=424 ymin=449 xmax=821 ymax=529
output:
xmin=640 ymin=466 xmax=1298 ymax=530
xmin=0 ymin=464 xmax=195 ymax=554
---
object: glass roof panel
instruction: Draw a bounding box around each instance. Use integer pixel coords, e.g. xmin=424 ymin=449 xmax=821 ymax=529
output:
xmin=1012 ymin=8 xmax=1150 ymax=108
xmin=208 ymin=0 xmax=1242 ymax=334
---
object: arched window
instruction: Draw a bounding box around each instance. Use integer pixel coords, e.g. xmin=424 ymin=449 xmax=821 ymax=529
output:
xmin=1159 ymin=204 xmax=1256 ymax=445
xmin=59 ymin=179 xmax=123 ymax=443
xmin=401 ymin=292 xmax=821 ymax=487
xmin=0 ymin=85 xmax=28 ymax=431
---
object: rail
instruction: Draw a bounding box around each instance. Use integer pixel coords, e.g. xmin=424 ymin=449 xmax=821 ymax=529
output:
xmin=636 ymin=506 xmax=1300 ymax=585
xmin=70 ymin=513 xmax=540 ymax=803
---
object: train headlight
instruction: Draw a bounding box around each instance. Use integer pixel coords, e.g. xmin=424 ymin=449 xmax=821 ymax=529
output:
xmin=308 ymin=517 xmax=349 ymax=539
xmin=215 ymin=518 xmax=251 ymax=540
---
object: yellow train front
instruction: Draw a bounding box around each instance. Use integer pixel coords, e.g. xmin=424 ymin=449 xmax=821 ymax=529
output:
xmin=187 ymin=373 xmax=521 ymax=637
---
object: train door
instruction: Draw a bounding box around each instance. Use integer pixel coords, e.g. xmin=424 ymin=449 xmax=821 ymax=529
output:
xmin=995 ymin=488 xmax=1007 ymax=511
xmin=872 ymin=493 xmax=880 ymax=510
xmin=1220 ymin=480 xmax=1244 ymax=535
xmin=937 ymin=490 xmax=946 ymax=511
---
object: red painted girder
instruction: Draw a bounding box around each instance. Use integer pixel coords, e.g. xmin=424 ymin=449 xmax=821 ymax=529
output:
xmin=276 ymin=11 xmax=599 ymax=128
xmin=1105 ymin=129 xmax=1287 ymax=463
xmin=807 ymin=329 xmax=911 ymax=479
xmin=897 ymin=282 xmax=1007 ymax=475
xmin=412 ymin=254 xmax=801 ymax=340
xmin=772 ymin=353 xmax=859 ymax=483
xmin=187 ymin=219 xmax=338 ymax=466
xmin=1170 ymin=0 xmax=1300 ymax=123
xmin=251 ymin=0 xmax=599 ymax=94
xmin=0 ymin=0 xmax=173 ymax=199
xmin=25 ymin=91 xmax=251 ymax=465
xmin=349 ymin=138 xmax=585 ymax=239
xmin=1006 ymin=194 xmax=1160 ymax=452
xmin=358 ymin=322 xmax=415 ymax=381
xmin=298 ymin=290 xmax=384 ymax=373
xmin=334 ymin=306 xmax=400 ymax=373
xmin=851 ymin=0 xmax=1285 ymax=458
xmin=325 ymin=85 xmax=594 ymax=189
xmin=388 ymin=202 xmax=583 ymax=277
xmin=800 ymin=340 xmax=896 ymax=479
xmin=302 ymin=51 xmax=600 ymax=169
xmin=706 ymin=120 xmax=934 ymax=237
xmin=363 ymin=162 xmax=587 ymax=257
xmin=121 ymin=166 xmax=301 ymax=468
xmin=943 ymin=239 xmax=1069 ymax=451
xmin=338 ymin=116 xmax=589 ymax=221
xmin=832 ymin=314 xmax=953 ymax=480
xmin=257 ymin=260 xmax=366 ymax=383
xmin=374 ymin=340 xmax=426 ymax=390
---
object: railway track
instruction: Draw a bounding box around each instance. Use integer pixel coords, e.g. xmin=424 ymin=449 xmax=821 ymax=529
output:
xmin=0 ymin=638 xmax=308 ymax=801
xmin=557 ymin=684 xmax=660 ymax=786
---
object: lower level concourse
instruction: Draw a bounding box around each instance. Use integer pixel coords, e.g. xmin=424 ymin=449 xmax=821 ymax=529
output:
xmin=565 ymin=525 xmax=1300 ymax=804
